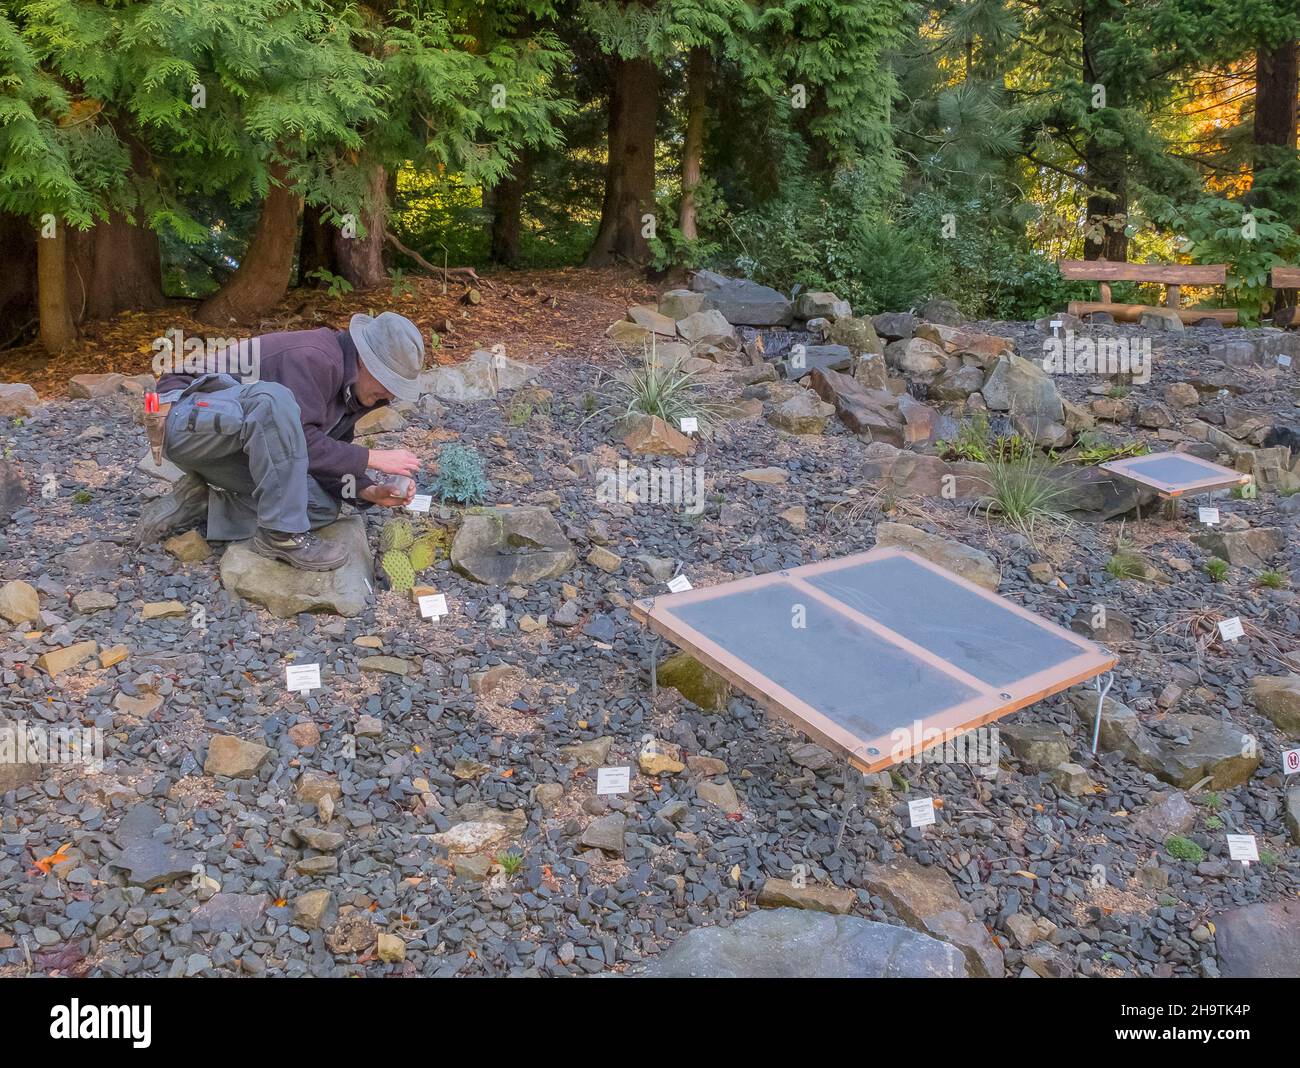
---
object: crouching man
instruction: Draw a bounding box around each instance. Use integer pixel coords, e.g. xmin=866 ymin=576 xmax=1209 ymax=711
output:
xmin=137 ymin=312 xmax=425 ymax=571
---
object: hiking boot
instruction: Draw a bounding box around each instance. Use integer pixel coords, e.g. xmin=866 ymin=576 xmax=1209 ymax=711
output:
xmin=251 ymin=528 xmax=348 ymax=571
xmin=135 ymin=472 xmax=209 ymax=547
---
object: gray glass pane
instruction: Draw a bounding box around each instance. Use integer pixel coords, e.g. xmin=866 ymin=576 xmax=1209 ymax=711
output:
xmin=1125 ymin=455 xmax=1220 ymax=486
xmin=806 ymin=556 xmax=1081 ymax=687
xmin=670 ymin=583 xmax=979 ymax=737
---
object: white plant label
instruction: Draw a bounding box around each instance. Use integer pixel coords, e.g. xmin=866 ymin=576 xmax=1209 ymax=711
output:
xmin=679 ymin=417 xmax=698 ymax=434
xmin=596 ymin=766 xmax=630 ymax=795
xmin=1198 ymin=506 xmax=1219 ymax=525
xmin=406 ymin=494 xmax=432 ymax=513
xmin=1278 ymin=355 xmax=1292 ymax=368
xmin=908 ymin=797 xmax=936 ymax=828
xmin=1283 ymin=748 xmax=1300 ymax=776
xmin=285 ymin=663 xmax=321 ymax=696
xmin=1226 ymin=834 xmax=1258 ymax=864
xmin=418 ymin=594 xmax=448 ymax=619
xmin=1217 ymin=617 xmax=1244 ymax=642
xmin=667 ymin=575 xmax=693 ymax=593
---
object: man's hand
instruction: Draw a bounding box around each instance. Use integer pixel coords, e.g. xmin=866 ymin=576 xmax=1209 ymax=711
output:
xmin=361 ymin=481 xmax=416 ymax=509
xmin=368 ymin=449 xmax=420 ymax=476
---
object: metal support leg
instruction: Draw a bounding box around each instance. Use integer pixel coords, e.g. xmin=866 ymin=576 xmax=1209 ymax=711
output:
xmin=1091 ymin=671 xmax=1115 ymax=755
xmin=648 ymin=636 xmax=661 ymax=702
xmin=835 ymin=755 xmax=864 ymax=852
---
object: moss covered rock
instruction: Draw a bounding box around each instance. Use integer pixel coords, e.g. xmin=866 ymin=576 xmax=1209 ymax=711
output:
xmin=657 ymin=652 xmax=731 ymax=711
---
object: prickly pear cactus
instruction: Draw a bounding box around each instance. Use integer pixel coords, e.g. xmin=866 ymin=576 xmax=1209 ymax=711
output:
xmin=407 ymin=533 xmax=439 ymax=572
xmin=379 ymin=518 xmax=414 ymax=553
xmin=381 ymin=549 xmax=416 ymax=591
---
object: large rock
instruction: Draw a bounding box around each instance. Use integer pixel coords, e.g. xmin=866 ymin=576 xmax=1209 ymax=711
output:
xmin=626 ymin=305 xmax=678 ymax=336
xmin=657 ymin=651 xmax=731 ymax=711
xmin=884 ymin=337 xmax=944 ymax=377
xmin=794 ymin=291 xmax=850 ymax=320
xmin=68 ymin=373 xmax=126 ymax=399
xmin=827 ymin=316 xmax=884 ymax=356
xmin=778 ymin=344 xmax=853 ymax=380
xmin=451 ymin=506 xmax=576 ymax=586
xmin=701 ymin=279 xmax=793 ymax=326
xmin=872 ymin=311 xmax=915 ymax=341
xmin=766 ymin=390 xmax=835 ymax=434
xmin=0 ymin=383 xmax=40 ymax=417
xmin=1130 ymin=791 xmax=1197 ymax=841
xmin=999 ymin=723 xmax=1070 ymax=771
xmin=1051 ymin=465 xmax=1157 ymax=523
xmin=1252 ymin=675 xmax=1300 ymax=737
xmin=621 ymin=413 xmax=694 ymax=458
xmin=874 ymin=522 xmax=1000 ymax=590
xmin=861 ymin=858 xmax=1004 ymax=977
xmin=0 ymin=460 xmax=25 ymax=524
xmin=204 ymin=735 xmax=273 ymax=779
xmin=638 ymin=908 xmax=968 ymax=978
xmin=0 ymin=580 xmax=40 ymax=625
xmin=807 ymin=367 xmax=903 ymax=443
xmin=918 ymin=297 xmax=964 ymax=326
xmin=56 ymin=541 xmax=124 ymax=578
xmin=1213 ymin=902 xmax=1300 ymax=978
xmin=757 ymin=878 xmax=856 ymax=915
xmin=1069 ymin=692 xmax=1259 ymax=789
xmin=676 ymin=309 xmax=735 ymax=343
xmin=1192 ymin=526 xmax=1284 ymax=568
xmin=859 ymin=443 xmax=989 ymax=500
xmin=981 ymin=354 xmax=1064 ymax=423
xmin=220 ymin=517 xmax=372 ymax=617
xmin=658 ymin=289 xmax=705 ymax=320
xmin=419 ymin=349 xmax=539 ymax=402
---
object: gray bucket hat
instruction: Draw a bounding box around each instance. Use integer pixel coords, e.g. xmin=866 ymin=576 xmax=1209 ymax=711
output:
xmin=349 ymin=312 xmax=425 ymax=403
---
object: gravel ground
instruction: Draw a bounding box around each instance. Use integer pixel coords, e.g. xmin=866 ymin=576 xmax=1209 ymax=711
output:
xmin=0 ymin=310 xmax=1297 ymax=978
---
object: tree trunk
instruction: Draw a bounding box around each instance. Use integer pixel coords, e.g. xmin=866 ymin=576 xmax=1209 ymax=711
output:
xmin=586 ymin=56 xmax=659 ymax=267
xmin=299 ymin=202 xmax=333 ymax=285
xmin=37 ymin=220 xmax=77 ymax=355
xmin=0 ymin=213 xmax=37 ymax=349
xmin=1081 ymin=3 xmax=1128 ymax=262
xmin=334 ymin=164 xmax=388 ymax=290
xmin=1254 ymin=40 xmax=1299 ymax=152
xmin=489 ymin=149 xmax=533 ymax=267
xmin=678 ymin=47 xmax=710 ymax=241
xmin=197 ymin=160 xmax=302 ymax=326
xmin=66 ymin=210 xmax=165 ymax=323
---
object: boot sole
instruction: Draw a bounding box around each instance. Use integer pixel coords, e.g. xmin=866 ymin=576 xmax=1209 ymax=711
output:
xmin=136 ymin=480 xmax=208 ymax=547
xmin=250 ymin=537 xmax=348 ymax=572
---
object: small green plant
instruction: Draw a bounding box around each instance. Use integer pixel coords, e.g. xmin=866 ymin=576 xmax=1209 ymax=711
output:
xmin=1105 ymin=552 xmax=1146 ymax=580
xmin=1201 ymin=791 xmax=1221 ymax=812
xmin=1107 ymin=383 xmax=1130 ymax=399
xmin=432 ymin=444 xmax=491 ymax=505
xmin=377 ymin=517 xmax=445 ymax=591
xmin=1205 ymin=815 xmax=1223 ymax=831
xmin=72 ymin=489 xmax=92 ymax=505
xmin=1260 ymin=849 xmax=1279 ymax=867
xmin=1257 ymin=569 xmax=1287 ymax=589
xmin=506 ymin=395 xmax=547 ymax=427
xmin=388 ymin=267 xmax=415 ymax=300
xmin=936 ymin=410 xmax=992 ymax=462
xmin=971 ymin=448 xmax=1070 ymax=542
xmin=1066 ymin=431 xmax=1149 ymax=465
xmin=495 ymin=849 xmax=524 ymax=876
xmin=307 ymin=268 xmax=354 ymax=299
xmin=1204 ymin=558 xmax=1229 ymax=582
xmin=596 ymin=339 xmax=727 ymax=431
xmin=1164 ymin=835 xmax=1206 ymax=863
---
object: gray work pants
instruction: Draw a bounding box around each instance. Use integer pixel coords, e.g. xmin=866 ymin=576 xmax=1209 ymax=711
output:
xmin=162 ymin=375 xmax=340 ymax=541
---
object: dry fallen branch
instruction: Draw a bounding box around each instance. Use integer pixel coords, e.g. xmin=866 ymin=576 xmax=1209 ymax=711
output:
xmin=383 ymin=231 xmax=489 ymax=288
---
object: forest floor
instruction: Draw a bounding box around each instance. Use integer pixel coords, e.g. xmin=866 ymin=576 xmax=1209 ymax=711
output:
xmin=2 ymin=266 xmax=661 ymax=396
xmin=0 ymin=267 xmax=1298 ymax=978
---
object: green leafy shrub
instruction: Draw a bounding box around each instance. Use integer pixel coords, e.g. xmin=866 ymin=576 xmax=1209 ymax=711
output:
xmin=432 ymin=444 xmax=490 ymax=505
xmin=1164 ymin=835 xmax=1205 ymax=863
xmin=1204 ymin=558 xmax=1229 ymax=582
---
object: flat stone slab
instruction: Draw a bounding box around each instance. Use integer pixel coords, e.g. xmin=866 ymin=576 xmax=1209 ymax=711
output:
xmin=419 ymin=348 xmax=539 ymax=402
xmin=220 ymin=517 xmax=372 ymax=618
xmin=1213 ymin=901 xmax=1300 ymax=978
xmin=636 ymin=908 xmax=968 ymax=977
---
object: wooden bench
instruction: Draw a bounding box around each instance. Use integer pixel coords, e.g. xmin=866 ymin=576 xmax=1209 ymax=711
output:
xmin=1059 ymin=259 xmax=1238 ymax=325
xmin=1271 ymin=266 xmax=1300 ymax=289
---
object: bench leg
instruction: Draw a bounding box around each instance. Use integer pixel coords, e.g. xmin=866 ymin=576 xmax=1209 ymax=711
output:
xmin=1166 ymin=284 xmax=1180 ymax=309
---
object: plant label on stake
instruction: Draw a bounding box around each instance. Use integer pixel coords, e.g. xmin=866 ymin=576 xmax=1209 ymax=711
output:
xmin=679 ymin=416 xmax=698 ymax=435
xmin=1226 ymin=833 xmax=1258 ymax=866
xmin=909 ymin=797 xmax=936 ymax=829
xmin=1283 ymin=747 xmax=1300 ymax=776
xmin=1218 ymin=617 xmax=1244 ymax=642
xmin=406 ymin=494 xmax=432 ymax=513
xmin=596 ymin=766 xmax=630 ymax=795
xmin=1198 ymin=506 xmax=1219 ymax=525
xmin=667 ymin=574 xmax=692 ymax=594
xmin=285 ymin=663 xmax=321 ymax=697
